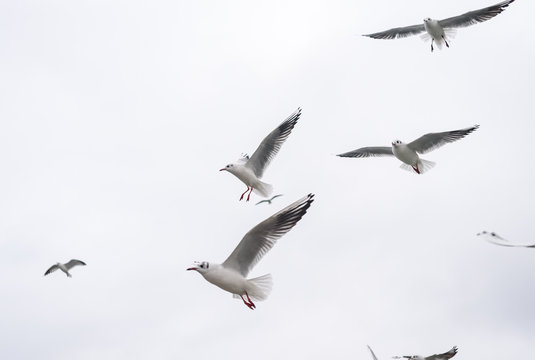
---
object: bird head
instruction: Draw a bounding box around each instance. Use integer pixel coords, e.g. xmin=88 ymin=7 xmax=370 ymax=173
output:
xmin=392 ymin=139 xmax=403 ymax=147
xmin=219 ymin=163 xmax=235 ymax=172
xmin=423 ymin=17 xmax=432 ymax=23
xmin=187 ymin=261 xmax=210 ymax=274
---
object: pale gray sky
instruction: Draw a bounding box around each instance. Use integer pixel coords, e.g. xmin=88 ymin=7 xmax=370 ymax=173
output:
xmin=1 ymin=0 xmax=534 ymax=359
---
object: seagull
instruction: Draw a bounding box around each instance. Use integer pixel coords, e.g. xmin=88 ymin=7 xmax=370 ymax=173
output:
xmin=255 ymin=194 xmax=283 ymax=206
xmin=220 ymin=108 xmax=301 ymax=201
xmin=337 ymin=125 xmax=479 ymax=174
xmin=363 ymin=0 xmax=515 ymax=52
xmin=477 ymin=230 xmax=535 ymax=248
xmin=187 ymin=193 xmax=314 ymax=309
xmin=368 ymin=345 xmax=379 ymax=360
xmin=392 ymin=346 xmax=458 ymax=360
xmin=44 ymin=259 xmax=86 ymax=277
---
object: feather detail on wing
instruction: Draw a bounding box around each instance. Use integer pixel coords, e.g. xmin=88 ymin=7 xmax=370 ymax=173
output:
xmin=407 ymin=125 xmax=479 ymax=154
xmin=246 ymin=108 xmax=301 ymax=178
xmin=222 ymin=194 xmax=314 ymax=277
xmin=439 ymin=0 xmax=515 ymax=29
xmin=426 ymin=346 xmax=458 ymax=360
xmin=64 ymin=259 xmax=87 ymax=270
xmin=44 ymin=264 xmax=59 ymax=276
xmin=337 ymin=146 xmax=393 ymax=158
xmin=363 ymin=24 xmax=426 ymax=39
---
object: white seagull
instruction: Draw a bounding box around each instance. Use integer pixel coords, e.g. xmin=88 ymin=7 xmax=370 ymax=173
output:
xmin=255 ymin=194 xmax=283 ymax=206
xmin=477 ymin=230 xmax=535 ymax=248
xmin=368 ymin=345 xmax=379 ymax=360
xmin=44 ymin=259 xmax=86 ymax=277
xmin=220 ymin=108 xmax=301 ymax=201
xmin=187 ymin=193 xmax=314 ymax=309
xmin=363 ymin=0 xmax=515 ymax=52
xmin=392 ymin=346 xmax=458 ymax=360
xmin=337 ymin=125 xmax=479 ymax=174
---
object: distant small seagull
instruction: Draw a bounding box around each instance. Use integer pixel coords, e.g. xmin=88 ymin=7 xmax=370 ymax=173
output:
xmin=392 ymin=346 xmax=458 ymax=360
xmin=368 ymin=345 xmax=379 ymax=360
xmin=255 ymin=194 xmax=283 ymax=206
xmin=477 ymin=230 xmax=535 ymax=248
xmin=187 ymin=194 xmax=314 ymax=309
xmin=363 ymin=0 xmax=515 ymax=52
xmin=220 ymin=108 xmax=301 ymax=202
xmin=44 ymin=259 xmax=86 ymax=277
xmin=337 ymin=125 xmax=479 ymax=174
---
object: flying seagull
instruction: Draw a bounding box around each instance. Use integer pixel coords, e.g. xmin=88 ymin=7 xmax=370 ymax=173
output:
xmin=392 ymin=346 xmax=458 ymax=360
xmin=337 ymin=125 xmax=479 ymax=174
xmin=477 ymin=230 xmax=535 ymax=248
xmin=256 ymin=194 xmax=283 ymax=206
xmin=363 ymin=0 xmax=515 ymax=52
xmin=44 ymin=259 xmax=86 ymax=277
xmin=187 ymin=194 xmax=314 ymax=309
xmin=368 ymin=345 xmax=379 ymax=360
xmin=220 ymin=108 xmax=301 ymax=201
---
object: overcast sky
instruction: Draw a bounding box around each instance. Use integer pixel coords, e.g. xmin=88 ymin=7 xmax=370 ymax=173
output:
xmin=1 ymin=0 xmax=534 ymax=359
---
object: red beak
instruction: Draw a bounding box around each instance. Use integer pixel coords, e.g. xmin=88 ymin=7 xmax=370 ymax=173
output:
xmin=186 ymin=267 xmax=197 ymax=271
xmin=219 ymin=168 xmax=226 ymax=171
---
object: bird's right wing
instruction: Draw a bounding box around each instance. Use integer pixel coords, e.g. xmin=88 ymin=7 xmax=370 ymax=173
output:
xmin=407 ymin=125 xmax=479 ymax=154
xmin=337 ymin=146 xmax=393 ymax=158
xmin=44 ymin=265 xmax=59 ymax=276
xmin=367 ymin=345 xmax=379 ymax=360
xmin=222 ymin=194 xmax=314 ymax=277
xmin=64 ymin=259 xmax=86 ymax=270
xmin=478 ymin=231 xmax=535 ymax=248
xmin=439 ymin=0 xmax=515 ymax=29
xmin=363 ymin=24 xmax=425 ymax=39
xmin=425 ymin=346 xmax=458 ymax=360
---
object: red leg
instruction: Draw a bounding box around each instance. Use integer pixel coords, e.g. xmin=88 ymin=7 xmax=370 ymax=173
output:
xmin=239 ymin=187 xmax=250 ymax=201
xmin=240 ymin=294 xmax=255 ymax=310
xmin=246 ymin=187 xmax=253 ymax=202
xmin=245 ymin=292 xmax=256 ymax=309
xmin=412 ymin=165 xmax=420 ymax=174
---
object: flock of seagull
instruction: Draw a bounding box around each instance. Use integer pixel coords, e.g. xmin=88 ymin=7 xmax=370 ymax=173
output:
xmin=42 ymin=0 xmax=532 ymax=358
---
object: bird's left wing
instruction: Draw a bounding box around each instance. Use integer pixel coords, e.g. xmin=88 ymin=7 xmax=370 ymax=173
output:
xmin=246 ymin=108 xmax=301 ymax=178
xmin=64 ymin=259 xmax=87 ymax=270
xmin=363 ymin=24 xmax=426 ymax=40
xmin=367 ymin=345 xmax=379 ymax=360
xmin=44 ymin=265 xmax=59 ymax=276
xmin=439 ymin=0 xmax=515 ymax=29
xmin=425 ymin=346 xmax=458 ymax=360
xmin=407 ymin=125 xmax=479 ymax=154
xmin=337 ymin=146 xmax=393 ymax=158
xmin=222 ymin=194 xmax=314 ymax=277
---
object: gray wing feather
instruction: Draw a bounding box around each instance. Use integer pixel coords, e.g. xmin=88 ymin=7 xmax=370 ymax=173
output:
xmin=246 ymin=108 xmax=301 ymax=178
xmin=408 ymin=125 xmax=479 ymax=154
xmin=367 ymin=345 xmax=379 ymax=360
xmin=425 ymin=346 xmax=458 ymax=360
xmin=222 ymin=194 xmax=314 ymax=277
xmin=363 ymin=24 xmax=425 ymax=39
xmin=64 ymin=259 xmax=87 ymax=270
xmin=337 ymin=146 xmax=393 ymax=158
xmin=44 ymin=264 xmax=59 ymax=276
xmin=439 ymin=0 xmax=514 ymax=29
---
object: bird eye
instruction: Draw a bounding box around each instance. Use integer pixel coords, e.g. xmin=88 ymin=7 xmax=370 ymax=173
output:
xmin=491 ymin=232 xmax=496 ymax=236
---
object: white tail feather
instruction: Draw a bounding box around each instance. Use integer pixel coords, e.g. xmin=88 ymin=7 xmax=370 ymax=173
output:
xmin=252 ymin=180 xmax=273 ymax=198
xmin=399 ymin=159 xmax=436 ymax=174
xmin=246 ymin=274 xmax=273 ymax=301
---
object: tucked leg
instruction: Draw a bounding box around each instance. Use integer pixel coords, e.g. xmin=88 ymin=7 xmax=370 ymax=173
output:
xmin=442 ymin=35 xmax=449 ymax=48
xmin=239 ymin=187 xmax=250 ymax=201
xmin=240 ymin=294 xmax=255 ymax=310
xmin=412 ymin=165 xmax=420 ymax=174
xmin=431 ymin=39 xmax=434 ymax=52
xmin=245 ymin=292 xmax=256 ymax=309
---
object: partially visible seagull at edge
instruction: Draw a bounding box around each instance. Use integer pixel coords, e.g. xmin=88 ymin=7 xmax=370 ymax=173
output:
xmin=337 ymin=125 xmax=479 ymax=174
xmin=477 ymin=230 xmax=535 ymax=248
xmin=368 ymin=345 xmax=379 ymax=360
xmin=44 ymin=259 xmax=86 ymax=277
xmin=392 ymin=346 xmax=458 ymax=360
xmin=187 ymin=194 xmax=314 ymax=309
xmin=363 ymin=0 xmax=515 ymax=52
xmin=256 ymin=194 xmax=283 ymax=206
xmin=220 ymin=108 xmax=301 ymax=201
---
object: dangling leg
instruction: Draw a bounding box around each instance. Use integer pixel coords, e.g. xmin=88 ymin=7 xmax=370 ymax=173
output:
xmin=431 ymin=39 xmax=434 ymax=52
xmin=240 ymin=294 xmax=255 ymax=310
xmin=442 ymin=35 xmax=449 ymax=48
xmin=245 ymin=292 xmax=256 ymax=309
xmin=239 ymin=187 xmax=250 ymax=201
xmin=246 ymin=187 xmax=254 ymax=202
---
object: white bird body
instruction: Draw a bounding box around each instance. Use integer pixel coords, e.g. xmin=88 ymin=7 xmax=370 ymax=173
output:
xmin=220 ymin=108 xmax=301 ymax=201
xmin=392 ymin=142 xmax=419 ymax=167
xmin=188 ymin=194 xmax=314 ymax=309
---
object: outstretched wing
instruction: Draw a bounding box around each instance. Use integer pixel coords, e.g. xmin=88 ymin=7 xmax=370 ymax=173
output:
xmin=337 ymin=146 xmax=393 ymax=158
xmin=44 ymin=264 xmax=59 ymax=276
xmin=439 ymin=0 xmax=514 ymax=29
xmin=363 ymin=24 xmax=425 ymax=39
xmin=64 ymin=259 xmax=87 ymax=270
xmin=407 ymin=125 xmax=479 ymax=154
xmin=367 ymin=345 xmax=379 ymax=360
xmin=246 ymin=108 xmax=301 ymax=178
xmin=478 ymin=231 xmax=535 ymax=248
xmin=255 ymin=199 xmax=269 ymax=206
xmin=425 ymin=346 xmax=458 ymax=360
xmin=222 ymin=194 xmax=314 ymax=277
